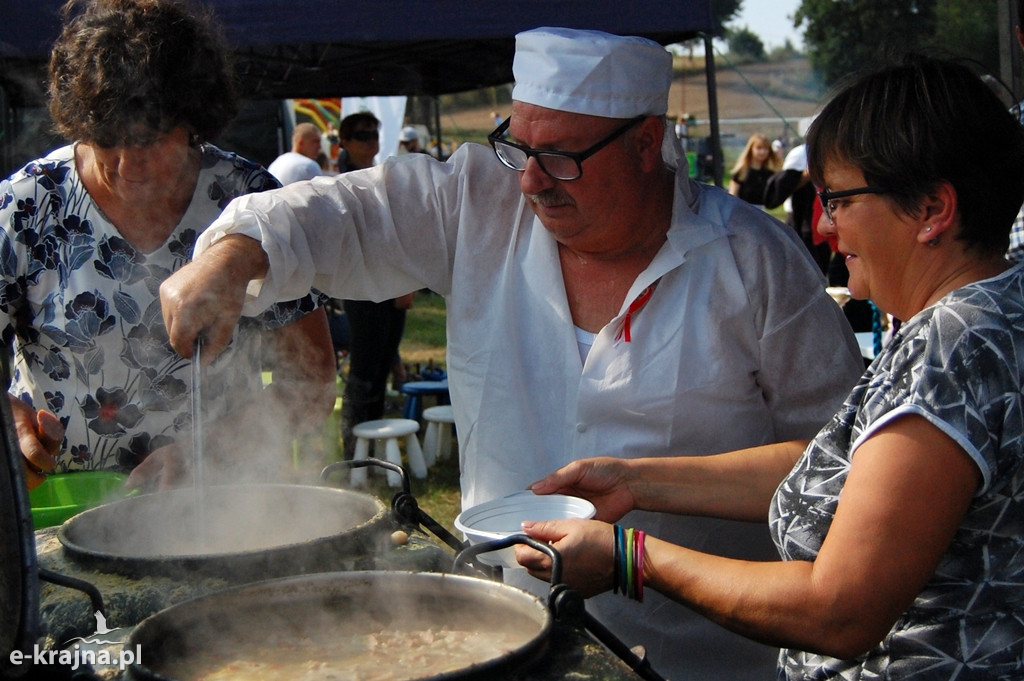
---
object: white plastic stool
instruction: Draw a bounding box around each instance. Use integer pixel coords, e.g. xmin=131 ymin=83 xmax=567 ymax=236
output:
xmin=350 ymin=418 xmax=426 ymax=488
xmin=421 ymin=405 xmax=454 ymax=466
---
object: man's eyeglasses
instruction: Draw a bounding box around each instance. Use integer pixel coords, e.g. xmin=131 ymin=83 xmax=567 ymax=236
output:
xmin=487 ymin=115 xmax=646 ymax=181
xmin=818 ymin=186 xmax=889 ymax=224
xmin=347 ymin=130 xmax=379 ymax=143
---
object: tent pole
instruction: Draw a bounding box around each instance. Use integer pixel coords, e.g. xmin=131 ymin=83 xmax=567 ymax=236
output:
xmin=702 ymin=32 xmax=723 ymax=187
xmin=433 ymin=96 xmax=443 ymax=160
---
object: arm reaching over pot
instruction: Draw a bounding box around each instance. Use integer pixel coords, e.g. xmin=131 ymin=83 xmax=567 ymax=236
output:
xmin=161 ymin=234 xmax=269 ymax=362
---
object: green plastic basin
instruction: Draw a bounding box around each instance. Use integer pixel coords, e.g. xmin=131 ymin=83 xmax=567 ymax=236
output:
xmin=29 ymin=471 xmax=128 ymax=529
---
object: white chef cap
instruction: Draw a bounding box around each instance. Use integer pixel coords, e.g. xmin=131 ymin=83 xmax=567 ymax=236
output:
xmin=512 ymin=27 xmax=672 ymax=119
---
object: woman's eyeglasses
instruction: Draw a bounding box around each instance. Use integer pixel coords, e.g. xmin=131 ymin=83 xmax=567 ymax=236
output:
xmin=487 ymin=115 xmax=646 ymax=181
xmin=818 ymin=186 xmax=889 ymax=224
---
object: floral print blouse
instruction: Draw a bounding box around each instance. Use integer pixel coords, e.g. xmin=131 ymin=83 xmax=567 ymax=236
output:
xmin=0 ymin=144 xmax=321 ymax=473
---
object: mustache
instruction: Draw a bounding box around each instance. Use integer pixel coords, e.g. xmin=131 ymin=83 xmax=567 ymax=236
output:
xmin=527 ymin=189 xmax=574 ymax=208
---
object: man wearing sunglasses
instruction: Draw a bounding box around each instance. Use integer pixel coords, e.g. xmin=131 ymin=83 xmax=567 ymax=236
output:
xmin=337 ymin=111 xmax=382 ymax=172
xmin=159 ymin=27 xmax=864 ymax=681
xmin=334 ymin=111 xmax=414 ymax=460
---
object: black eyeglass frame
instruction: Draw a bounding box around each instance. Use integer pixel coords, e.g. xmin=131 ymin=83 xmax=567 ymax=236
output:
xmin=487 ymin=115 xmax=647 ymax=181
xmin=818 ymin=185 xmax=890 ymax=224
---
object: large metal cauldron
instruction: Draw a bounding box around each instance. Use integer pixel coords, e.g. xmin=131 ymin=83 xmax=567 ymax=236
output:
xmin=123 ymin=535 xmax=667 ymax=681
xmin=124 ymin=570 xmax=553 ymax=681
xmin=58 ymin=483 xmax=390 ymax=581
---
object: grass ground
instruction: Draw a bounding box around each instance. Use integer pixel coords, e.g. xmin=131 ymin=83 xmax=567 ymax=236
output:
xmin=298 ymin=292 xmax=462 ymax=536
xmin=388 ymin=291 xmax=461 ymax=535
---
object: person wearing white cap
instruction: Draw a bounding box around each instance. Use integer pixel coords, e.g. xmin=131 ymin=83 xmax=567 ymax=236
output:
xmin=158 ymin=27 xmax=863 ymax=680
xmin=398 ymin=125 xmax=427 ymax=154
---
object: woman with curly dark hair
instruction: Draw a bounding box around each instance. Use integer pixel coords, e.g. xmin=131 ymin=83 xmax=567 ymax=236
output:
xmin=1 ymin=0 xmax=336 ymax=490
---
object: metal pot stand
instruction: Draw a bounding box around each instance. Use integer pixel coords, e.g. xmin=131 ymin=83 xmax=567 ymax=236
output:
xmin=327 ymin=458 xmax=668 ymax=681
xmin=455 ymin=536 xmax=667 ymax=681
xmin=0 ymin=349 xmax=106 ymax=680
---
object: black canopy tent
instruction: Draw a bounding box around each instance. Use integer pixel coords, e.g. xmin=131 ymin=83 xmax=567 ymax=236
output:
xmin=0 ymin=0 xmax=722 ymax=181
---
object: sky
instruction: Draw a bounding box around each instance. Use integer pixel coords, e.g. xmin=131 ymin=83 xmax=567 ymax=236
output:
xmin=733 ymin=0 xmax=805 ymax=51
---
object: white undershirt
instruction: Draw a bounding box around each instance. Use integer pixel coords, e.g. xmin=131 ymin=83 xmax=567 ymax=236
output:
xmin=574 ymin=325 xmax=597 ymax=363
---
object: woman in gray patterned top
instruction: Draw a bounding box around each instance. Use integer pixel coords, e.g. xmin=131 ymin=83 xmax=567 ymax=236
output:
xmin=517 ymin=55 xmax=1024 ymax=679
xmin=4 ymin=0 xmax=336 ymax=491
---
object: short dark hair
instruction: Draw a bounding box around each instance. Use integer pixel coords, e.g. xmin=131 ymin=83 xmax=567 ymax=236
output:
xmin=48 ymin=0 xmax=238 ymax=147
xmin=807 ymin=54 xmax=1024 ymax=256
xmin=1018 ymin=0 xmax=1024 ymax=32
xmin=338 ymin=112 xmax=380 ymax=139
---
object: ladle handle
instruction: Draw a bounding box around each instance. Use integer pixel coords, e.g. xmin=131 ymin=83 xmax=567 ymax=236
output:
xmin=191 ymin=337 xmax=204 ymax=484
xmin=191 ymin=338 xmax=209 ymax=545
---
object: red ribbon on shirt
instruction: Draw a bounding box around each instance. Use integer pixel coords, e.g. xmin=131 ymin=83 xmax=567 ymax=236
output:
xmin=615 ymin=284 xmax=655 ymax=343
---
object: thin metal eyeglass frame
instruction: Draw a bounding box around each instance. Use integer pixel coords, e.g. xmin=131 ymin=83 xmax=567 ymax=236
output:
xmin=818 ymin=186 xmax=890 ymax=224
xmin=487 ymin=115 xmax=646 ymax=181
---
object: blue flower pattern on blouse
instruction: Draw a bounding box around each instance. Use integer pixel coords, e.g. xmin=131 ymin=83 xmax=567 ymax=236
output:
xmin=0 ymin=144 xmax=321 ymax=473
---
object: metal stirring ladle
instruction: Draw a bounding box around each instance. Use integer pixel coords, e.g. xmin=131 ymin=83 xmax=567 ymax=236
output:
xmin=192 ymin=337 xmax=208 ymax=546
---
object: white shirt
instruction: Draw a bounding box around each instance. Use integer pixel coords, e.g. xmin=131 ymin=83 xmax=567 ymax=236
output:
xmin=266 ymin=151 xmax=322 ymax=185
xmin=197 ymin=138 xmax=865 ymax=681
xmin=781 ymin=144 xmax=808 ymax=215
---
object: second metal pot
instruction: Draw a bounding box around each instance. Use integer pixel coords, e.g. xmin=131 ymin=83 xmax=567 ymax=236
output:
xmin=58 ymin=483 xmax=391 ymax=581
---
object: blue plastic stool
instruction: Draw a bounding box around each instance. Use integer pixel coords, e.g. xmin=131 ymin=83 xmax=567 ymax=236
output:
xmin=400 ymin=379 xmax=450 ymax=421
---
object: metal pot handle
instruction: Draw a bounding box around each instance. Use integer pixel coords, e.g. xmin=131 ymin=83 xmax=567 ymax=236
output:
xmin=321 ymin=458 xmax=407 ymax=487
xmin=455 ymin=536 xmax=667 ymax=681
xmin=320 ymin=459 xmax=467 ymax=553
xmin=454 ymin=535 xmax=584 ymax=622
xmin=453 ymin=534 xmax=563 ymax=584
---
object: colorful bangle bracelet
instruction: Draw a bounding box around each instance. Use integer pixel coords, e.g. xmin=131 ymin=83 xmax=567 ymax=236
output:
xmin=622 ymin=528 xmax=630 ymax=598
xmin=635 ymin=529 xmax=645 ymax=603
xmin=615 ymin=525 xmax=626 ymax=595
xmin=613 ymin=526 xmax=648 ymax=602
xmin=619 ymin=525 xmax=628 ymax=595
xmin=612 ymin=524 xmax=621 ymax=595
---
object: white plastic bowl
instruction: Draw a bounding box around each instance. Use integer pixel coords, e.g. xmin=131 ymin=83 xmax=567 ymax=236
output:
xmin=454 ymin=491 xmax=596 ymax=568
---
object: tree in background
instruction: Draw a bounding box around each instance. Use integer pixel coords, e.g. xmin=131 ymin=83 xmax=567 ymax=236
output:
xmin=768 ymin=39 xmax=803 ymax=61
xmin=796 ymin=0 xmax=998 ymax=87
xmin=795 ymin=0 xmax=937 ymax=86
xmin=676 ymin=0 xmax=741 ymax=59
xmin=726 ymin=26 xmax=767 ymax=61
xmin=711 ymin=0 xmax=743 ymax=36
xmin=931 ymin=1 xmax=998 ymax=76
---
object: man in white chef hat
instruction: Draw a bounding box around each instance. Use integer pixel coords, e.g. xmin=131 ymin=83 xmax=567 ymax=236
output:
xmin=159 ymin=27 xmax=863 ymax=681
